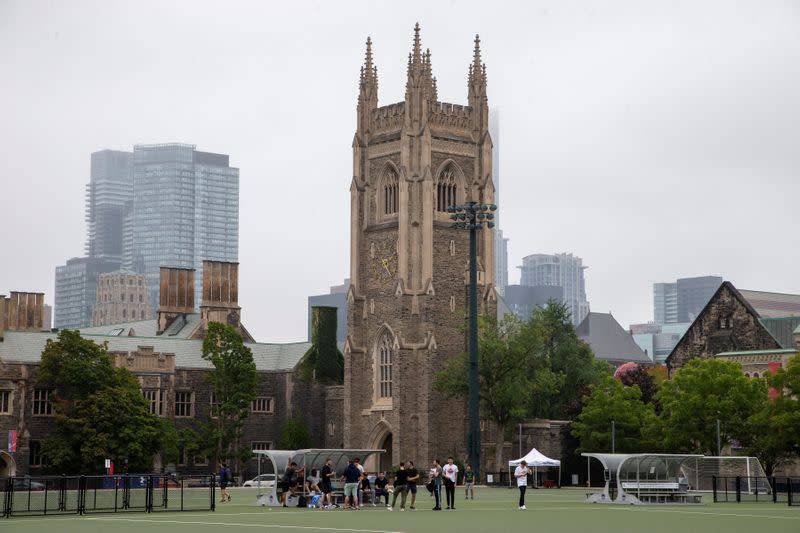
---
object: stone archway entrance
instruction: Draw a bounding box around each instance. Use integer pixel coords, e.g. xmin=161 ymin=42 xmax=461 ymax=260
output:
xmin=379 ymin=433 xmax=393 ymax=473
xmin=0 ymin=451 xmax=16 ymax=477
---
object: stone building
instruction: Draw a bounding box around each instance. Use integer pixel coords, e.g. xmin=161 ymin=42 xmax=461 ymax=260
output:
xmin=666 ymin=281 xmax=782 ymax=375
xmin=343 ymin=25 xmax=497 ymax=472
xmin=0 ymin=262 xmax=342 ymax=478
xmin=91 ymin=270 xmax=152 ymax=326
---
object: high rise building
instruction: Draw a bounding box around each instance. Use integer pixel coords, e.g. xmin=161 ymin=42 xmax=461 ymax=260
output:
xmin=653 ymin=275 xmax=722 ymax=324
xmin=518 ymin=253 xmax=589 ymax=326
xmin=54 ymin=257 xmax=119 ymax=328
xmin=653 ymin=282 xmax=678 ymax=324
xmin=91 ymin=270 xmax=151 ymax=326
xmin=490 ymin=110 xmax=509 ymax=295
xmin=126 ymin=143 xmax=239 ymax=311
xmin=85 ymin=150 xmax=134 ymax=263
xmin=307 ymin=279 xmax=349 ymax=342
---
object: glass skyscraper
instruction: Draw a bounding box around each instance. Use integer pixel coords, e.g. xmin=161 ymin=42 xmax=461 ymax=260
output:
xmin=127 ymin=143 xmax=239 ymax=311
xmin=518 ymin=253 xmax=590 ymax=326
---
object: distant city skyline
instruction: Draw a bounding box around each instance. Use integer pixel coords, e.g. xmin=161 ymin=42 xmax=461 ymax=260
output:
xmin=2 ymin=1 xmax=799 ymax=341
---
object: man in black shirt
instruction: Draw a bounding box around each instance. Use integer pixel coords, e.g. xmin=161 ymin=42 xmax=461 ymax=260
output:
xmin=374 ymin=472 xmax=389 ymax=506
xmin=388 ymin=462 xmax=408 ymax=511
xmin=406 ymin=460 xmax=419 ymax=511
xmin=320 ymin=458 xmax=334 ymax=509
xmin=280 ymin=461 xmax=304 ymax=507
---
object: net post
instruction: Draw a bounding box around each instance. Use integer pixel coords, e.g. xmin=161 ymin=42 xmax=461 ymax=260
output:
xmin=789 ymin=477 xmax=793 ymax=507
xmin=735 ymin=476 xmax=741 ymax=503
xmin=712 ymin=475 xmax=717 ymax=502
xmin=771 ymin=477 xmax=776 ymax=504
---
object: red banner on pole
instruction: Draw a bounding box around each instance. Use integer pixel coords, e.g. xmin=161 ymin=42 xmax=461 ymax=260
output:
xmin=8 ymin=430 xmax=17 ymax=453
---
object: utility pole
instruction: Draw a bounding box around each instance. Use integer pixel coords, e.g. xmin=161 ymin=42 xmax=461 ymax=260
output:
xmin=612 ymin=420 xmax=616 ymax=453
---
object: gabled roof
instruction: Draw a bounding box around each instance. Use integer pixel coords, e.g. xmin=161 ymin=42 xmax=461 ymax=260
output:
xmin=665 ymin=281 xmax=781 ymax=369
xmin=79 ymin=314 xmax=203 ymax=339
xmin=577 ymin=312 xmax=650 ymax=363
xmin=0 ymin=330 xmax=312 ymax=372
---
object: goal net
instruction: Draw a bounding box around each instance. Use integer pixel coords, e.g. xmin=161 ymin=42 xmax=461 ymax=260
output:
xmin=680 ymin=456 xmax=771 ymax=494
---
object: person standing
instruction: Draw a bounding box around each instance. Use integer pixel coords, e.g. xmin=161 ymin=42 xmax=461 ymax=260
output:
xmin=442 ymin=457 xmax=458 ymax=510
xmin=430 ymin=459 xmax=442 ymax=511
xmin=406 ymin=460 xmax=419 ymax=511
xmin=280 ymin=461 xmax=304 ymax=507
xmin=343 ymin=459 xmax=361 ymax=510
xmin=514 ymin=460 xmax=530 ymax=510
xmin=320 ymin=458 xmax=334 ymax=509
xmin=464 ymin=464 xmax=475 ymax=500
xmin=218 ymin=461 xmax=230 ymax=503
xmin=388 ymin=462 xmax=408 ymax=511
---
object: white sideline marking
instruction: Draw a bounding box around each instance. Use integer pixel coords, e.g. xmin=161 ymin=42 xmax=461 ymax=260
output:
xmin=613 ymin=507 xmax=800 ymax=521
xmin=84 ymin=517 xmax=404 ymax=532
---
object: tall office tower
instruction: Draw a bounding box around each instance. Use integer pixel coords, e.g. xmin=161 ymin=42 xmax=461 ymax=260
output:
xmin=307 ymin=279 xmax=349 ymax=342
xmin=127 ymin=143 xmax=239 ymax=311
xmin=54 ymin=257 xmax=120 ymax=328
xmin=85 ymin=150 xmax=134 ymax=263
xmin=653 ymin=276 xmax=722 ymax=324
xmin=677 ymin=276 xmax=723 ymax=323
xmin=653 ymin=282 xmax=678 ymax=324
xmin=91 ymin=270 xmax=151 ymax=326
xmin=519 ymin=253 xmax=589 ymax=326
xmin=490 ymin=110 xmax=509 ymax=295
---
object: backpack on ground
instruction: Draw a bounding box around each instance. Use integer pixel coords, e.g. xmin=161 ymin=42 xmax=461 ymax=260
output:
xmin=297 ymin=495 xmax=307 ymax=507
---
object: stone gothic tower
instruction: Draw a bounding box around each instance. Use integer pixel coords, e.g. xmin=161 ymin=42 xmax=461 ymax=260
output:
xmin=344 ymin=24 xmax=496 ymax=470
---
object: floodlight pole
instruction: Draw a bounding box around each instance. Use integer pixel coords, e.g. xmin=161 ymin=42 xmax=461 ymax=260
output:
xmin=611 ymin=420 xmax=616 ymax=453
xmin=716 ymin=419 xmax=721 ymax=456
xmin=448 ymin=201 xmax=497 ymax=483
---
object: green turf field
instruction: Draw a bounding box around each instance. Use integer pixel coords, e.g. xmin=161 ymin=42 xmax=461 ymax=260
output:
xmin=3 ymin=486 xmax=799 ymax=533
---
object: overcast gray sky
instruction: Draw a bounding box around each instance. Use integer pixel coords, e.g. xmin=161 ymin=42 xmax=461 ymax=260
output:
xmin=1 ymin=0 xmax=798 ymax=342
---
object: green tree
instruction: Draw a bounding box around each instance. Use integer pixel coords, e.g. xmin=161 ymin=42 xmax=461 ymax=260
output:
xmin=572 ymin=375 xmax=662 ymax=453
xmin=744 ymin=353 xmax=800 ymax=476
xmin=38 ymin=330 xmax=162 ymax=473
xmin=202 ymin=322 xmax=258 ymax=473
xmin=658 ymin=358 xmax=766 ymax=454
xmin=299 ymin=306 xmax=344 ymax=384
xmin=279 ymin=416 xmax=312 ymax=449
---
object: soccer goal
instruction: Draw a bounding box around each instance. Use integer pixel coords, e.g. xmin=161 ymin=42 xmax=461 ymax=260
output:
xmin=680 ymin=456 xmax=771 ymax=495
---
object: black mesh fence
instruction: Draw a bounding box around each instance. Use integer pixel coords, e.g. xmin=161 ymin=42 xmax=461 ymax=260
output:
xmin=1 ymin=474 xmax=215 ymax=518
xmin=712 ymin=476 xmax=799 ymax=506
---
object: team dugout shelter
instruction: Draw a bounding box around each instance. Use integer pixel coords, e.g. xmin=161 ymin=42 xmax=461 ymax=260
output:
xmin=252 ymin=448 xmax=385 ymax=507
xmin=582 ymin=453 xmax=704 ymax=505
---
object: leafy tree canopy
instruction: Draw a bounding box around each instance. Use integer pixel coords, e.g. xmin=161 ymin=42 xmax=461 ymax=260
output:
xmin=279 ymin=416 xmax=312 ymax=450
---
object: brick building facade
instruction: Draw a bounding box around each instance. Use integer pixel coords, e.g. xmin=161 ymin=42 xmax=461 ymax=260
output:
xmin=344 ymin=25 xmax=497 ymax=471
xmin=0 ymin=262 xmax=342 ymax=478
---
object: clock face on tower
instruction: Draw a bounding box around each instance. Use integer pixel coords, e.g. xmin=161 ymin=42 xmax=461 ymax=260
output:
xmin=370 ymin=238 xmax=397 ymax=285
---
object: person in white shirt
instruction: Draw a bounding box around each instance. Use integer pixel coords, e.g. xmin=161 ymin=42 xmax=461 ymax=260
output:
xmin=514 ymin=460 xmax=530 ymax=510
xmin=442 ymin=457 xmax=459 ymax=510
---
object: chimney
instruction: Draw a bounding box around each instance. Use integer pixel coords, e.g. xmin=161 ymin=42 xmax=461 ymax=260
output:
xmin=4 ymin=292 xmax=45 ymax=332
xmin=156 ymin=267 xmax=195 ymax=335
xmin=199 ymin=261 xmax=242 ymax=334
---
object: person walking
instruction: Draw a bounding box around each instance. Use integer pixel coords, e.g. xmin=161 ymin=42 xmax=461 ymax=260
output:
xmin=442 ymin=457 xmax=458 ymax=510
xmin=514 ymin=460 xmax=530 ymax=510
xmin=388 ymin=462 xmax=409 ymax=511
xmin=320 ymin=458 xmax=335 ymax=509
xmin=464 ymin=464 xmax=475 ymax=500
xmin=430 ymin=459 xmax=442 ymax=511
xmin=406 ymin=460 xmax=419 ymax=511
xmin=343 ymin=459 xmax=361 ymax=510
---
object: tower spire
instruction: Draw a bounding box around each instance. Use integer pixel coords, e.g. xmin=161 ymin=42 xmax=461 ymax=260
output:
xmin=361 ymin=36 xmax=377 ymax=89
xmin=411 ymin=22 xmax=423 ymax=68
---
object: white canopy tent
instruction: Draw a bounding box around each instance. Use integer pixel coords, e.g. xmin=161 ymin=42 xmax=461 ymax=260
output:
xmin=508 ymin=448 xmax=561 ymax=488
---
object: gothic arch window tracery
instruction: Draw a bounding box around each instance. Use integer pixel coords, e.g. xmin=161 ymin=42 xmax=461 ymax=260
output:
xmin=374 ymin=333 xmax=393 ymax=400
xmin=383 ymin=168 xmax=398 ymax=215
xmin=436 ymin=166 xmax=458 ymax=212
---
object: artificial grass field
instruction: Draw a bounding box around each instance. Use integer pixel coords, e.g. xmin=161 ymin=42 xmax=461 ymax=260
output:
xmin=3 ymin=486 xmax=799 ymax=533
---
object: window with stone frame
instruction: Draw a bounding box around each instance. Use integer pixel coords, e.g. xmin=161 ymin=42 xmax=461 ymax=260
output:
xmin=175 ymin=391 xmax=194 ymax=418
xmin=142 ymin=389 xmax=163 ymax=416
xmin=0 ymin=390 xmax=11 ymax=414
xmin=251 ymin=397 xmax=274 ymax=414
xmin=252 ymin=441 xmax=272 ymax=452
xmin=376 ymin=335 xmax=393 ymax=399
xmin=193 ymin=454 xmax=209 ymax=466
xmin=210 ymin=391 xmax=221 ymax=418
xmin=436 ymin=166 xmax=458 ymax=212
xmin=32 ymin=388 xmax=53 ymax=416
xmin=383 ymin=168 xmax=399 ymax=215
xmin=29 ymin=440 xmax=44 ymax=467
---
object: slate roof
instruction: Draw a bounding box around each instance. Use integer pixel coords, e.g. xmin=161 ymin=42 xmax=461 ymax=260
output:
xmin=759 ymin=317 xmax=800 ymax=349
xmin=78 ymin=314 xmax=203 ymax=339
xmin=576 ymin=312 xmax=651 ymax=364
xmin=0 ymin=329 xmax=311 ymax=372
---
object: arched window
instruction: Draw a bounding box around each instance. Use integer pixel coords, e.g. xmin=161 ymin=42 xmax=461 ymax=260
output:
xmin=122 ymin=309 xmax=127 ymax=319
xmin=376 ymin=335 xmax=393 ymax=399
xmin=383 ymin=169 xmax=398 ymax=215
xmin=436 ymin=166 xmax=458 ymax=212
xmin=753 ymin=372 xmax=759 ymax=378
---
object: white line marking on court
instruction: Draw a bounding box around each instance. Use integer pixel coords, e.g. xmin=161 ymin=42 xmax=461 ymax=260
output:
xmin=84 ymin=517 xmax=405 ymax=532
xmin=608 ymin=507 xmax=800 ymax=521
